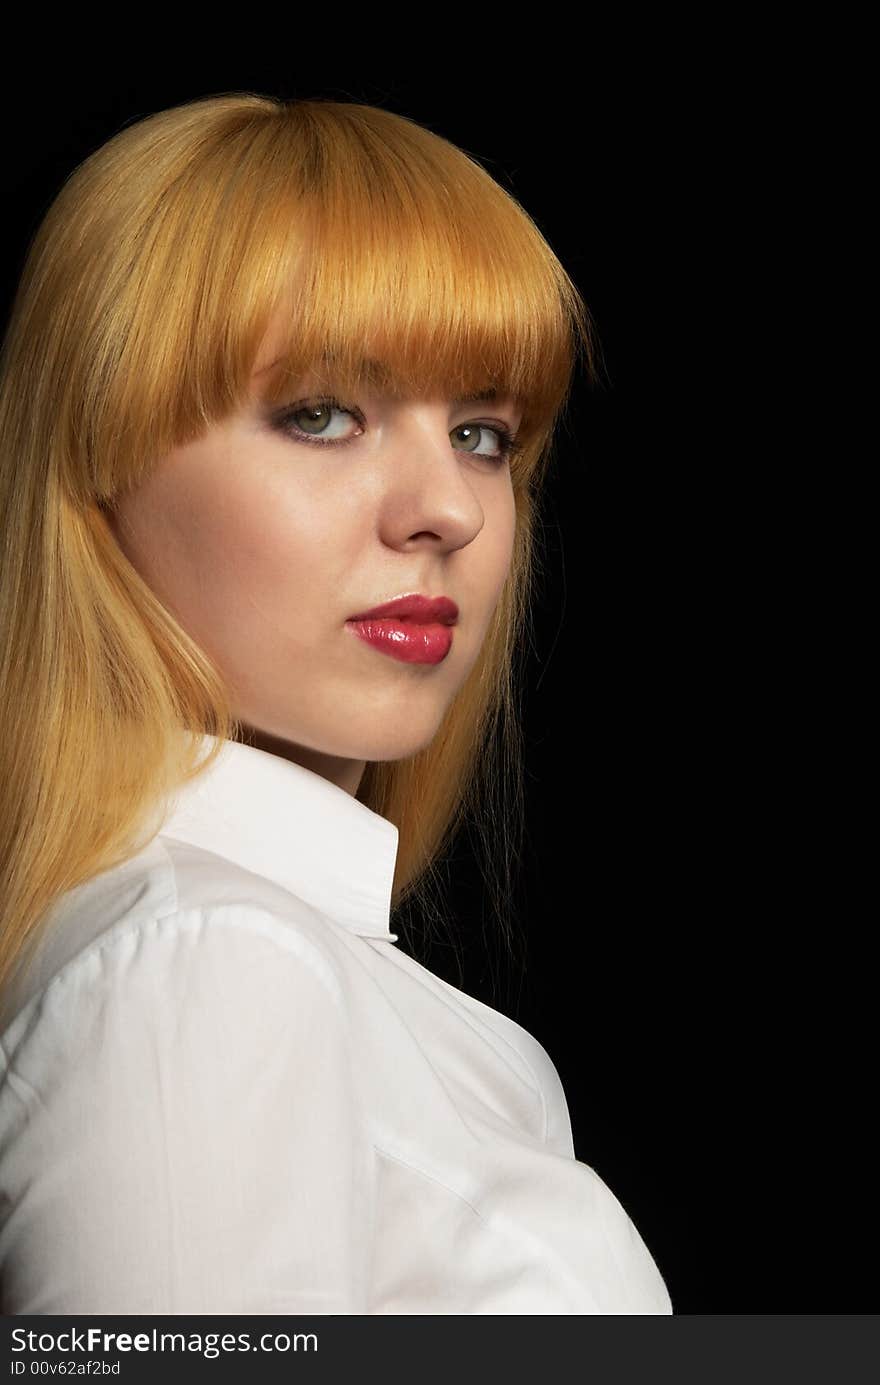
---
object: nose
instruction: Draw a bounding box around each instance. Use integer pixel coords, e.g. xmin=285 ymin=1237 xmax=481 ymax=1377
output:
xmin=376 ymin=405 xmax=492 ymax=551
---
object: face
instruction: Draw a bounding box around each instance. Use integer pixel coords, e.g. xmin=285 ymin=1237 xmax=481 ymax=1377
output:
xmin=105 ymin=323 xmax=521 ymax=795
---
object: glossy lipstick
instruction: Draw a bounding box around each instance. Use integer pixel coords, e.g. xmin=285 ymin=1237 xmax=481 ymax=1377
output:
xmin=345 ymin=594 xmax=458 ymax=665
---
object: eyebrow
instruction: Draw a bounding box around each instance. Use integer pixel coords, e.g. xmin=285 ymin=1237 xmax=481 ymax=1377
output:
xmin=254 ymin=353 xmax=501 ymax=406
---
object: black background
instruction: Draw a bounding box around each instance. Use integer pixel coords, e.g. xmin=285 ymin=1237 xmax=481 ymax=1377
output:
xmin=1 ymin=56 xmax=868 ymax=1315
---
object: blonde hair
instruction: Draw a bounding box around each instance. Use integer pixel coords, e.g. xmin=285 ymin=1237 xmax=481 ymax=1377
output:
xmin=0 ymin=93 xmax=596 ymax=1027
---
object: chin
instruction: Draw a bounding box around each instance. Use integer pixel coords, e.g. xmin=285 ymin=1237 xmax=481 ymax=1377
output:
xmin=345 ymin=720 xmax=444 ymax=764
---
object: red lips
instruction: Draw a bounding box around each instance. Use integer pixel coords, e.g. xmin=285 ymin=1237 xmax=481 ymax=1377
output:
xmin=347 ymin=594 xmax=459 ymax=625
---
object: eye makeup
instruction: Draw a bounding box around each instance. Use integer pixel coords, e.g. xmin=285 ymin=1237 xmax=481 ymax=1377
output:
xmin=266 ymin=393 xmax=525 ymax=467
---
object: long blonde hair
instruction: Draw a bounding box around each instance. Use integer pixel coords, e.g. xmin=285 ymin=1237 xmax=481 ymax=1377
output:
xmin=0 ymin=93 xmax=596 ymax=1027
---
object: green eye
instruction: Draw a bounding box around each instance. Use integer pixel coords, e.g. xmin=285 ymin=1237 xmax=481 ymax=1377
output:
xmin=273 ymin=396 xmax=523 ymax=467
xmin=278 ymin=397 xmax=363 ymax=444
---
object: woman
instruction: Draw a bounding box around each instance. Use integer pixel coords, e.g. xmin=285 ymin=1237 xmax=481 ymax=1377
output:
xmin=0 ymin=93 xmax=672 ymax=1314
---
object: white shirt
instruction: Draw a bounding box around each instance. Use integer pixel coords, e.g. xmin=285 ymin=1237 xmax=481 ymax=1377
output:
xmin=0 ymin=735 xmax=672 ymax=1315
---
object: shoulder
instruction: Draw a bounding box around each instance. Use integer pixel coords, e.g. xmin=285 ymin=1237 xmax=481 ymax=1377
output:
xmin=0 ymin=855 xmax=375 ymax=1315
xmin=0 ymin=834 xmax=355 ymax=1076
xmin=0 ymin=898 xmax=360 ymax=1166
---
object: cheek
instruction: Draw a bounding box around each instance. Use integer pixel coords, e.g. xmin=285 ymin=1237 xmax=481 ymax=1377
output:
xmin=486 ymin=483 xmax=518 ymax=590
xmin=199 ymin=491 xmax=354 ymax=639
xmin=462 ymin=487 xmax=517 ymax=641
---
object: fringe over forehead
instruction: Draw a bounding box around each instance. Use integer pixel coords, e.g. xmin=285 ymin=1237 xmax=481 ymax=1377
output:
xmin=14 ymin=95 xmax=593 ymax=503
xmin=239 ymin=100 xmax=591 ymax=432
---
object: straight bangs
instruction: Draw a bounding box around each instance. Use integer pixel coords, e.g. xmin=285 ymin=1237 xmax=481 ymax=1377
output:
xmin=72 ymin=97 xmax=593 ymax=507
xmin=243 ymin=102 xmax=595 ymax=473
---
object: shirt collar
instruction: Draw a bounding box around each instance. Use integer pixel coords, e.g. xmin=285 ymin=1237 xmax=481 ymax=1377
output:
xmin=159 ymin=734 xmax=399 ymax=942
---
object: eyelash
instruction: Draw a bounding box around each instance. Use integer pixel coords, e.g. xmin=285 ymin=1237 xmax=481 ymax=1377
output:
xmin=272 ymin=395 xmax=525 ymax=467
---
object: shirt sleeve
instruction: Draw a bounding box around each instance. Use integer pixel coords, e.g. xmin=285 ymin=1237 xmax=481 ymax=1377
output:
xmin=0 ymin=905 xmax=374 ymax=1315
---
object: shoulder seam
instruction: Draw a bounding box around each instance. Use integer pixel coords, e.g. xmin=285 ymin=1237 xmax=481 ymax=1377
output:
xmin=9 ymin=900 xmax=348 ymax=1028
